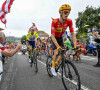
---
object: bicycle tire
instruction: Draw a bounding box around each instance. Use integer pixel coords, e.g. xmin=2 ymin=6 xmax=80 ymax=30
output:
xmin=61 ymin=60 xmax=81 ymax=90
xmin=30 ymin=55 xmax=33 ymax=67
xmin=33 ymin=55 xmax=38 ymax=73
xmin=46 ymin=56 xmax=53 ymax=77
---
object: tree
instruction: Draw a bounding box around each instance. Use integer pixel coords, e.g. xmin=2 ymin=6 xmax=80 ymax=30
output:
xmin=38 ymin=31 xmax=45 ymax=33
xmin=75 ymin=6 xmax=100 ymax=39
xmin=21 ymin=35 xmax=26 ymax=44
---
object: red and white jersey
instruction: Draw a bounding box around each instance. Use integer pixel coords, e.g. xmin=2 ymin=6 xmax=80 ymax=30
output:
xmin=51 ymin=18 xmax=74 ymax=37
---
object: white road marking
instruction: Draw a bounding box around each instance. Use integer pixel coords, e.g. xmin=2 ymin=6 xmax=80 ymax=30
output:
xmin=17 ymin=52 xmax=22 ymax=55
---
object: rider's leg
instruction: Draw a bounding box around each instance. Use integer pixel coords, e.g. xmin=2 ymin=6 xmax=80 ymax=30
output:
xmin=28 ymin=46 xmax=32 ymax=62
xmin=52 ymin=49 xmax=58 ymax=68
xmin=28 ymin=50 xmax=31 ymax=57
xmin=34 ymin=49 xmax=36 ymax=55
xmin=56 ymin=54 xmax=63 ymax=66
xmin=51 ymin=49 xmax=58 ymax=76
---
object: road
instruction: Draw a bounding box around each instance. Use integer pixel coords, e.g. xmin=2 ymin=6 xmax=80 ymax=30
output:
xmin=0 ymin=52 xmax=100 ymax=90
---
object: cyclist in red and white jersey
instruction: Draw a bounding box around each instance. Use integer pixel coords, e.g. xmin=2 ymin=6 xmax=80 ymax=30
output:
xmin=51 ymin=4 xmax=77 ymax=76
xmin=28 ymin=23 xmax=38 ymax=33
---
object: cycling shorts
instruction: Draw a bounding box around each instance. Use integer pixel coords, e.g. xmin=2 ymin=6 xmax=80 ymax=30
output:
xmin=51 ymin=37 xmax=64 ymax=50
xmin=28 ymin=41 xmax=36 ymax=49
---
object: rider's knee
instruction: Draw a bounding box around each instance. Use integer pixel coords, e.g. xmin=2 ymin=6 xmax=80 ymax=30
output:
xmin=54 ymin=50 xmax=58 ymax=56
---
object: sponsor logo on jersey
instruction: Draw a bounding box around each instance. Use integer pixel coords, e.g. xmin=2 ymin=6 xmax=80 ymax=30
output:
xmin=53 ymin=19 xmax=57 ymax=23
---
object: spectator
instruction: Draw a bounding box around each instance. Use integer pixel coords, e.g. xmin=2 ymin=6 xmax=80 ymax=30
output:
xmin=0 ymin=31 xmax=21 ymax=81
xmin=93 ymin=30 xmax=100 ymax=67
xmin=87 ymin=28 xmax=91 ymax=33
xmin=92 ymin=26 xmax=97 ymax=33
xmin=64 ymin=37 xmax=75 ymax=60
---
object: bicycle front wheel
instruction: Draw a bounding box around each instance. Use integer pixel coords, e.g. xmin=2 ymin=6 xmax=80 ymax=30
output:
xmin=61 ymin=60 xmax=81 ymax=90
xmin=33 ymin=55 xmax=38 ymax=73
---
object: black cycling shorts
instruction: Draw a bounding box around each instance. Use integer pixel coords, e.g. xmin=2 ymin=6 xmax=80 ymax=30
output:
xmin=51 ymin=37 xmax=64 ymax=50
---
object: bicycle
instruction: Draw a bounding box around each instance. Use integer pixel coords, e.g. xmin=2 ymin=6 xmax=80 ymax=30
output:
xmin=36 ymin=48 xmax=41 ymax=60
xmin=46 ymin=49 xmax=81 ymax=90
xmin=30 ymin=48 xmax=38 ymax=73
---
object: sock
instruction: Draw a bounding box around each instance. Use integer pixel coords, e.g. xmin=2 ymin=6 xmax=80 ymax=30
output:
xmin=52 ymin=61 xmax=55 ymax=68
xmin=56 ymin=56 xmax=62 ymax=66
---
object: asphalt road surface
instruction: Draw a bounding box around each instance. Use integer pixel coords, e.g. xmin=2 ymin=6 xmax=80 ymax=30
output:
xmin=0 ymin=52 xmax=100 ymax=90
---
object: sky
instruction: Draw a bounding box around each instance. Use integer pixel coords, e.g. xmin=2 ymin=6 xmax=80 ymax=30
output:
xmin=0 ymin=0 xmax=100 ymax=37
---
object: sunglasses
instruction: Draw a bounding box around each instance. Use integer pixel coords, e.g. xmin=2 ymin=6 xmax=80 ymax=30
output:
xmin=63 ymin=11 xmax=70 ymax=14
xmin=31 ymin=29 xmax=35 ymax=31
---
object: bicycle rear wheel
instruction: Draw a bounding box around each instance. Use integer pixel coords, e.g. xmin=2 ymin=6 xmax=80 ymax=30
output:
xmin=46 ymin=56 xmax=53 ymax=77
xmin=33 ymin=55 xmax=38 ymax=73
xmin=61 ymin=60 xmax=81 ymax=90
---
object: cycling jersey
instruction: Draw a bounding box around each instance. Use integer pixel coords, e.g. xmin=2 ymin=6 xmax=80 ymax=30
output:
xmin=26 ymin=32 xmax=39 ymax=48
xmin=26 ymin=32 xmax=38 ymax=41
xmin=51 ymin=18 xmax=74 ymax=37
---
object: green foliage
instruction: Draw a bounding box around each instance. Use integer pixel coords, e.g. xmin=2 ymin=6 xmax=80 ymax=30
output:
xmin=38 ymin=31 xmax=45 ymax=33
xmin=76 ymin=6 xmax=100 ymax=34
xmin=76 ymin=32 xmax=88 ymax=39
xmin=7 ymin=36 xmax=20 ymax=44
xmin=21 ymin=35 xmax=26 ymax=44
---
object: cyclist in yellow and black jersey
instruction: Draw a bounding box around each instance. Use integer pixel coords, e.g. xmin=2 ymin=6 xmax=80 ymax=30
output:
xmin=26 ymin=26 xmax=39 ymax=63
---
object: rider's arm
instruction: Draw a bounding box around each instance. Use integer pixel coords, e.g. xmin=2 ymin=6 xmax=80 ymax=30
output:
xmin=51 ymin=21 xmax=59 ymax=47
xmin=51 ymin=34 xmax=59 ymax=47
xmin=26 ymin=41 xmax=28 ymax=47
xmin=71 ymin=32 xmax=76 ymax=48
xmin=26 ymin=33 xmax=29 ymax=47
xmin=68 ymin=19 xmax=77 ymax=48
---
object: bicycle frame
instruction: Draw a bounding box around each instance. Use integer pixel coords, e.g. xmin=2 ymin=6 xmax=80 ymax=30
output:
xmin=55 ymin=49 xmax=72 ymax=77
xmin=55 ymin=49 xmax=67 ymax=72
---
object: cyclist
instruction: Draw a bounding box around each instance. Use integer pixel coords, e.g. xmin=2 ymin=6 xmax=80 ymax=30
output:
xmin=64 ymin=36 xmax=75 ymax=60
xmin=28 ymin=23 xmax=38 ymax=33
xmin=36 ymin=37 xmax=41 ymax=54
xmin=26 ymin=26 xmax=39 ymax=63
xmin=51 ymin=4 xmax=77 ymax=76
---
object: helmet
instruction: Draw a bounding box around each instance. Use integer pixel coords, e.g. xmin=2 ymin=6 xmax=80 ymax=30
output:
xmin=30 ymin=26 xmax=36 ymax=30
xmin=59 ymin=4 xmax=71 ymax=13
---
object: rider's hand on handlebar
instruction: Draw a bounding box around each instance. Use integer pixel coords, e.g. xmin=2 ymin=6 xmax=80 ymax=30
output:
xmin=27 ymin=46 xmax=32 ymax=51
xmin=57 ymin=45 xmax=62 ymax=51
